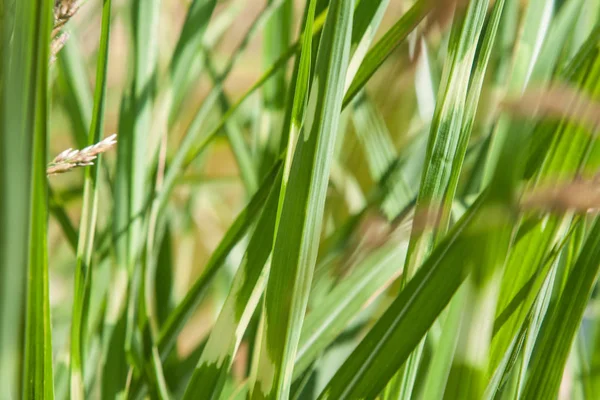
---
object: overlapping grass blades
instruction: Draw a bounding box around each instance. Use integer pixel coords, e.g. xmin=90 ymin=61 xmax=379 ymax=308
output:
xmin=1 ymin=0 xmax=54 ymax=398
xmin=250 ymin=0 xmax=353 ymax=397
xmin=6 ymin=1 xmax=600 ymax=399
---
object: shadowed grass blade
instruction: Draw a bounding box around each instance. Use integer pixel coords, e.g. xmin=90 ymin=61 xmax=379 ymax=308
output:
xmin=1 ymin=0 xmax=54 ymax=398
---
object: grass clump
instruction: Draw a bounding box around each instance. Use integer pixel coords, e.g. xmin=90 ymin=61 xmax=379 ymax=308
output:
xmin=1 ymin=0 xmax=600 ymax=399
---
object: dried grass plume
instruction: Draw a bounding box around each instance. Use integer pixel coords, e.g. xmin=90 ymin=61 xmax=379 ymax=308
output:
xmin=51 ymin=0 xmax=81 ymax=63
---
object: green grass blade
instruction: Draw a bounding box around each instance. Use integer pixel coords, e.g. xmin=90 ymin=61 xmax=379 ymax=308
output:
xmin=279 ymin=0 xmax=318 ymax=223
xmin=69 ymin=0 xmax=112 ymax=396
xmin=259 ymin=0 xmax=293 ymax=175
xmin=126 ymin=162 xmax=282 ymax=399
xmin=293 ymin=238 xmax=409 ymax=378
xmin=168 ymin=0 xmax=217 ymax=111
xmin=158 ymin=161 xmax=282 ymax=360
xmin=418 ymin=4 xmax=507 ymax=395
xmin=182 ymin=169 xmax=283 ymax=399
xmin=342 ymin=0 xmax=433 ymax=107
xmin=420 ymin=285 xmax=467 ymax=400
xmin=316 ymin=194 xmax=488 ymax=399
xmin=390 ymin=2 xmax=496 ymax=396
xmin=204 ymin=54 xmax=258 ymax=194
xmin=250 ymin=0 xmax=354 ymax=397
xmin=183 ymin=0 xmax=425 ymax=173
xmin=344 ymin=0 xmax=389 ymax=90
xmin=180 ymin=2 xmax=319 ymax=393
xmin=157 ymin=1 xmax=291 ymax=214
xmin=21 ymin=0 xmax=54 ymax=398
xmin=129 ymin=0 xmax=162 ymax=362
xmin=522 ymin=217 xmax=600 ymax=400
xmin=0 ymin=0 xmax=53 ymax=398
xmin=129 ymin=0 xmax=164 ymax=395
xmin=405 ymin=0 xmax=492 ymax=277
xmin=481 ymin=0 xmax=555 ymax=185
xmin=49 ymin=187 xmax=78 ymax=252
xmin=350 ymin=94 xmax=412 ymax=219
xmin=489 ymin=38 xmax=600 ymax=377
xmin=57 ymin=39 xmax=93 ymax=148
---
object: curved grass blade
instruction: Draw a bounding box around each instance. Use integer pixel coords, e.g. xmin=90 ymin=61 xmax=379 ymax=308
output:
xmin=69 ymin=0 xmax=112 ymax=396
xmin=432 ymin=2 xmax=510 ymax=398
xmin=250 ymin=0 xmax=353 ymax=397
xmin=198 ymin=0 xmax=289 ymax=195
xmin=319 ymin=102 xmax=530 ymax=398
xmin=180 ymin=1 xmax=320 ymax=394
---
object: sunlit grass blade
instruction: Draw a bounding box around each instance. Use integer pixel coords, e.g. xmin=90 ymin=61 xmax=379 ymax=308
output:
xmin=405 ymin=0 xmax=493 ymax=278
xmin=163 ymin=0 xmax=217 ymax=123
xmin=342 ymin=0 xmax=433 ymax=107
xmin=489 ymin=35 xmax=600 ymax=378
xmin=182 ymin=169 xmax=283 ymax=399
xmin=481 ymin=0 xmax=556 ymax=185
xmin=181 ymin=2 xmax=318 ymax=395
xmin=390 ymin=1 xmax=496 ymax=397
xmin=293 ymin=237 xmax=409 ymax=378
xmin=320 ymin=103 xmax=530 ymax=398
xmin=126 ymin=161 xmax=282 ymax=399
xmin=197 ymin=0 xmax=291 ymax=195
xmin=521 ymin=216 xmax=600 ymax=400
xmin=259 ymin=0 xmax=293 ymax=175
xmin=344 ymin=0 xmax=389 ymax=89
xmin=69 ymin=0 xmax=112 ymax=397
xmin=420 ymin=284 xmax=467 ymax=400
xmin=419 ymin=3 xmax=507 ymax=390
xmin=250 ymin=0 xmax=353 ymax=397
xmin=128 ymin=0 xmax=164 ymax=395
xmin=316 ymin=193 xmax=487 ymax=399
xmin=204 ymin=54 xmax=258 ymax=194
xmin=182 ymin=0 xmax=428 ymax=174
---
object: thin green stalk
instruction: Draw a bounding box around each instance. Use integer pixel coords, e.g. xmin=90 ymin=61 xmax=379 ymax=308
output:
xmin=69 ymin=0 xmax=112 ymax=397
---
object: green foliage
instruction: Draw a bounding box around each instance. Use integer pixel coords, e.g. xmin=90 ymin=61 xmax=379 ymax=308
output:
xmin=2 ymin=0 xmax=600 ymax=399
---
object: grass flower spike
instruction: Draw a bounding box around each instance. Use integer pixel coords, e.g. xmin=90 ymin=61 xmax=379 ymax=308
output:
xmin=46 ymin=133 xmax=117 ymax=175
